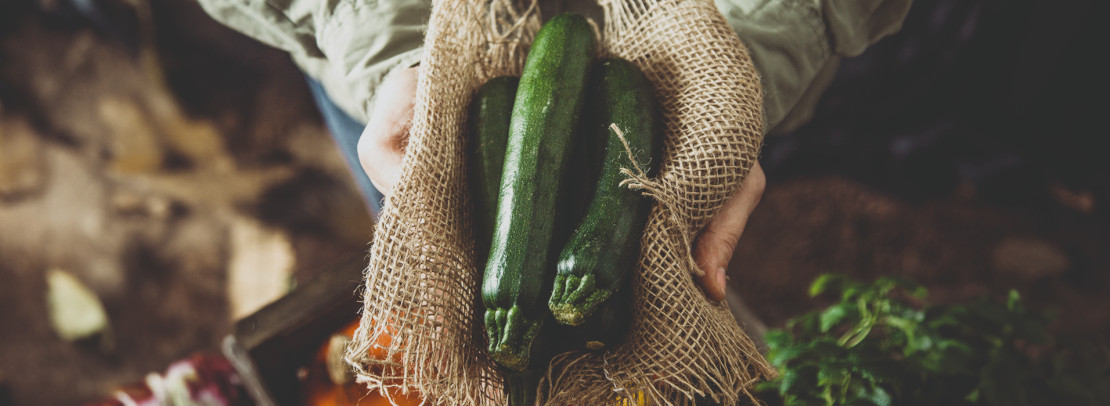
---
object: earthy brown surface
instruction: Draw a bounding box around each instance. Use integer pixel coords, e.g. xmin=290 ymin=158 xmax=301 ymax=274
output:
xmin=730 ymin=176 xmax=1110 ymax=340
xmin=0 ymin=1 xmax=371 ymax=405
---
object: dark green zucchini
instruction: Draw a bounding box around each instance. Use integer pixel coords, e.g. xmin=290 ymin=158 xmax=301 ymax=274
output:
xmin=548 ymin=57 xmax=661 ymax=326
xmin=567 ymin=287 xmax=632 ymax=351
xmin=481 ymin=13 xmax=597 ymax=371
xmin=503 ymin=369 xmax=540 ymax=406
xmin=468 ymin=77 xmax=560 ymax=406
xmin=469 ymin=76 xmax=518 ymax=265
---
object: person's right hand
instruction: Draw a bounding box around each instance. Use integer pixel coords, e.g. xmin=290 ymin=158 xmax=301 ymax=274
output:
xmin=357 ymin=66 xmax=421 ymax=196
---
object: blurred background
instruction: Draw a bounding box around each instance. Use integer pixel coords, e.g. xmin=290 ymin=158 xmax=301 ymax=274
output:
xmin=0 ymin=0 xmax=1105 ymax=404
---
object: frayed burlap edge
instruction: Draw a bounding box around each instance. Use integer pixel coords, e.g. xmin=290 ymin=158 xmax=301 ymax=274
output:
xmin=538 ymin=1 xmax=775 ymax=404
xmin=344 ymin=1 xmax=538 ymax=405
xmin=347 ymin=0 xmax=775 ymax=405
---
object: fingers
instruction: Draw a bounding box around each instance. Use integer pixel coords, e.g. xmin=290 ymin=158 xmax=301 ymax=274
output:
xmin=358 ymin=66 xmax=421 ymax=196
xmin=693 ymin=161 xmax=766 ymax=302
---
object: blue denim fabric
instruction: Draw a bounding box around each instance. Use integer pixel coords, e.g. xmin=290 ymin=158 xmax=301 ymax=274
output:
xmin=305 ymin=78 xmax=384 ymax=217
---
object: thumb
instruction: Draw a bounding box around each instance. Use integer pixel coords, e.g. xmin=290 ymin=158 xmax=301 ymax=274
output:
xmin=692 ymin=162 xmax=765 ymax=301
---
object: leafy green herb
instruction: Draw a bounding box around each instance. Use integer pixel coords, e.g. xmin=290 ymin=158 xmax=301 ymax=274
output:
xmin=757 ymin=274 xmax=1110 ymax=406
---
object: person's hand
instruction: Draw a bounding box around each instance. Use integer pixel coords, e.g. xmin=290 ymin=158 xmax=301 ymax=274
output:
xmin=358 ymin=66 xmax=420 ymax=196
xmin=692 ymin=161 xmax=765 ymax=302
xmin=357 ymin=65 xmax=766 ymax=302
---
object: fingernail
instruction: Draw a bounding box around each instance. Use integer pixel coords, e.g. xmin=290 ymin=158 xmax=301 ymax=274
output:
xmin=716 ymin=267 xmax=727 ymax=299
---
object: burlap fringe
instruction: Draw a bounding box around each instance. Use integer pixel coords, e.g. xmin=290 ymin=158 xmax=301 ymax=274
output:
xmin=612 ymin=123 xmax=705 ymax=279
xmin=347 ymin=0 xmax=776 ymax=404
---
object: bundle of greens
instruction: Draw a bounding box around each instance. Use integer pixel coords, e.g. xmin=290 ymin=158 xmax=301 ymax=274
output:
xmin=757 ymin=274 xmax=1110 ymax=406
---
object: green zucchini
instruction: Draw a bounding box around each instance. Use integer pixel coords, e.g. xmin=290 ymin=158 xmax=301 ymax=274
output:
xmin=504 ymin=369 xmax=541 ymax=406
xmin=567 ymin=287 xmax=632 ymax=351
xmin=468 ymin=77 xmax=558 ymax=406
xmin=548 ymin=58 xmax=661 ymax=326
xmin=481 ymin=13 xmax=597 ymax=371
xmin=469 ymin=76 xmax=518 ymax=265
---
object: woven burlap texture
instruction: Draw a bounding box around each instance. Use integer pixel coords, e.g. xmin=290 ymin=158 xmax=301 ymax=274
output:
xmin=346 ymin=0 xmax=775 ymax=404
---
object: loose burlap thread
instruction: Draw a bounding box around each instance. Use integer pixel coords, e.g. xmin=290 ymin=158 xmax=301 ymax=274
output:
xmin=346 ymin=0 xmax=775 ymax=404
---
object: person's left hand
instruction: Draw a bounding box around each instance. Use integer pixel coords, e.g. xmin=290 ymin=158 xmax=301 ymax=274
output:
xmin=357 ymin=66 xmax=420 ymax=196
xmin=691 ymin=161 xmax=766 ymax=302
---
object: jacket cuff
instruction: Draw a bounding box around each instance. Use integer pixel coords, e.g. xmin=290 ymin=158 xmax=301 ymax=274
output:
xmin=313 ymin=0 xmax=429 ymax=123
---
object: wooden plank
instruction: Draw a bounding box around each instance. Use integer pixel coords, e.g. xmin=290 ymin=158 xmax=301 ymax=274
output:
xmin=224 ymin=251 xmax=366 ymax=405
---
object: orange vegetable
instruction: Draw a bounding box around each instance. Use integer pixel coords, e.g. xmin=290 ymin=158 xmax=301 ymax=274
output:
xmin=302 ymin=317 xmax=422 ymax=406
xmin=345 ymin=318 xmax=403 ymax=365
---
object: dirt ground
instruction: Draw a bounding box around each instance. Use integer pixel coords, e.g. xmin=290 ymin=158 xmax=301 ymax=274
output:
xmin=1 ymin=1 xmax=372 ymax=404
xmin=1 ymin=0 xmax=1106 ymax=405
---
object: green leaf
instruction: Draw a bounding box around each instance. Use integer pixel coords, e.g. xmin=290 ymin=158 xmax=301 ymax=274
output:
xmin=784 ymin=393 xmax=826 ymax=406
xmin=816 ymin=361 xmax=849 ymax=387
xmin=765 ymin=329 xmax=792 ymax=350
xmin=769 ymin=343 xmax=807 ymax=366
xmin=809 ymin=274 xmax=849 ymax=297
xmin=865 ymin=384 xmax=893 ymax=406
xmin=923 ymin=309 xmax=962 ymax=330
xmin=903 ymin=332 xmax=931 ymax=356
xmin=820 ymin=303 xmax=857 ymax=333
xmin=850 ymin=358 xmax=900 ymax=388
xmin=840 ymin=323 xmax=874 ymax=348
xmin=780 ymin=365 xmax=818 ymax=396
xmin=777 ymin=369 xmax=799 ymax=396
xmin=774 ymin=273 xmax=1110 ymax=406
xmin=789 ymin=313 xmax=822 ymax=335
xmin=809 ymin=337 xmax=845 ymax=357
xmin=882 ymin=315 xmax=917 ymax=337
xmin=842 ymin=284 xmax=865 ymax=303
xmin=964 ymin=388 xmax=979 ymax=403
xmin=914 ymin=338 xmax=978 ymax=375
xmin=1006 ymin=289 xmax=1021 ymax=311
xmin=908 ymin=284 xmax=929 ymax=300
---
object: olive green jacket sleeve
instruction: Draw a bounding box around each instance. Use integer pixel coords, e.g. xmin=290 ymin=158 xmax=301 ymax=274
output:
xmin=196 ymin=0 xmax=911 ymax=133
xmin=715 ymin=0 xmax=913 ymax=133
xmin=195 ymin=0 xmax=429 ymax=123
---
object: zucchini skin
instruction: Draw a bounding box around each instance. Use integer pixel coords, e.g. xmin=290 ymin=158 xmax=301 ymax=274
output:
xmin=469 ymin=76 xmax=518 ymax=265
xmin=481 ymin=13 xmax=597 ymax=371
xmin=469 ymin=77 xmax=553 ymax=405
xmin=548 ymin=58 xmax=661 ymax=326
xmin=504 ymin=369 xmax=540 ymax=406
xmin=568 ymin=288 xmax=632 ymax=351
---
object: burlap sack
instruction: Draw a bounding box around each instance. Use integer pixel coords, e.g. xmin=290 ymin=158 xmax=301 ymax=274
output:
xmin=346 ymin=0 xmax=775 ymax=404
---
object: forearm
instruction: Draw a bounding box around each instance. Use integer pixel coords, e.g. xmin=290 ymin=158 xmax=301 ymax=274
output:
xmin=196 ymin=0 xmax=429 ymax=122
xmin=197 ymin=0 xmax=912 ymax=131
